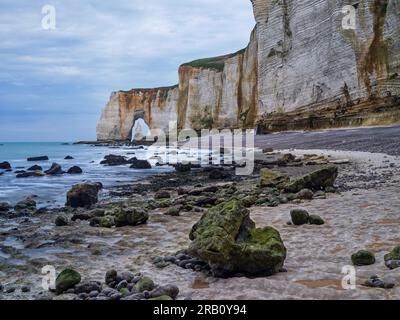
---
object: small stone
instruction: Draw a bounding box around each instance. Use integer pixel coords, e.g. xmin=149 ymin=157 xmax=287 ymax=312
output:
xmin=105 ymin=269 xmax=118 ymax=284
xmin=6 ymin=287 xmax=16 ymax=293
xmin=297 ymin=189 xmax=314 ymax=200
xmin=119 ymin=288 xmax=130 ymax=297
xmin=290 ymin=209 xmax=310 ymax=226
xmin=165 ymin=206 xmax=181 ymax=216
xmin=155 ymin=190 xmax=171 ymax=199
xmin=55 ymin=215 xmax=69 ymax=227
xmin=116 ymin=280 xmax=128 ymax=290
xmin=21 ymin=286 xmax=31 ymax=293
xmin=149 ymin=285 xmax=179 ymax=300
xmin=308 ymin=215 xmax=325 ymax=225
xmin=135 ymin=276 xmax=155 ymax=292
xmin=351 ymin=250 xmax=376 ymax=266
xmin=74 ymin=281 xmax=102 ymax=294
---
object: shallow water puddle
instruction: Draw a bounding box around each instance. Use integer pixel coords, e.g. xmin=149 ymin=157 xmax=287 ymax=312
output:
xmin=294 ymin=279 xmax=344 ymax=291
xmin=191 ymin=277 xmax=210 ymax=289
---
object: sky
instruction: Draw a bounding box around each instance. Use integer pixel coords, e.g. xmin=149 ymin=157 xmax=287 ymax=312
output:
xmin=0 ymin=0 xmax=255 ymax=142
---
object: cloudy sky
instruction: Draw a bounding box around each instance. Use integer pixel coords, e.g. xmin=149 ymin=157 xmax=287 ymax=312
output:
xmin=0 ymin=0 xmax=255 ymax=142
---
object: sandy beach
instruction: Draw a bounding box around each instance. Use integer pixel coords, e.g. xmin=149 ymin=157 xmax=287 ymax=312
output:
xmin=1 ymin=127 xmax=400 ymax=300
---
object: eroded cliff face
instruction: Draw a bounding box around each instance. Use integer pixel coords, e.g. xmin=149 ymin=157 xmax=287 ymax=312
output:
xmin=97 ymin=0 xmax=400 ymax=140
xmin=253 ymin=0 xmax=400 ymax=131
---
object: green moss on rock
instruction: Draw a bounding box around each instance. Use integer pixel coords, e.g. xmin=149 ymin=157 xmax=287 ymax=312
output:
xmin=384 ymin=246 xmax=400 ymax=262
xmin=135 ymin=276 xmax=155 ymax=292
xmin=188 ymin=200 xmax=286 ymax=277
xmin=55 ymin=268 xmax=81 ymax=294
xmin=284 ymin=166 xmax=338 ymax=193
xmin=259 ymin=169 xmax=289 ymax=189
xmin=351 ymin=250 xmax=376 ymax=266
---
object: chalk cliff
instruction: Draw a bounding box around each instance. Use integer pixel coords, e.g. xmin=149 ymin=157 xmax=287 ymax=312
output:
xmin=97 ymin=0 xmax=400 ymax=141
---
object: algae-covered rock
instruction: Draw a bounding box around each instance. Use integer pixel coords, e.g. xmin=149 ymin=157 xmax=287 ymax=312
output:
xmin=351 ymin=250 xmax=376 ymax=266
xmin=384 ymin=246 xmax=400 ymax=261
xmin=114 ymin=206 xmax=149 ymax=227
xmin=135 ymin=276 xmax=155 ymax=292
xmin=284 ymin=166 xmax=338 ymax=193
xmin=55 ymin=268 xmax=81 ymax=294
xmin=259 ymin=169 xmax=289 ymax=188
xmin=384 ymin=246 xmax=400 ymax=269
xmin=99 ymin=216 xmax=115 ymax=228
xmin=240 ymin=195 xmax=257 ymax=208
xmin=188 ymin=200 xmax=286 ymax=277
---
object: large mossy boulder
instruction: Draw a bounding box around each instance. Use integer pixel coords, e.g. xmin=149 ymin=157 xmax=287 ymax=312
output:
xmin=284 ymin=165 xmax=338 ymax=193
xmin=55 ymin=268 xmax=81 ymax=294
xmin=188 ymin=200 xmax=286 ymax=277
xmin=259 ymin=169 xmax=289 ymax=189
xmin=66 ymin=182 xmax=102 ymax=208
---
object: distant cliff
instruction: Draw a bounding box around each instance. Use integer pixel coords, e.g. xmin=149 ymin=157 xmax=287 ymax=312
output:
xmin=97 ymin=0 xmax=400 ymax=141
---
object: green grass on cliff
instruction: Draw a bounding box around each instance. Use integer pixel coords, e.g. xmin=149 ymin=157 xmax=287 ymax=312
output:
xmin=182 ymin=48 xmax=246 ymax=72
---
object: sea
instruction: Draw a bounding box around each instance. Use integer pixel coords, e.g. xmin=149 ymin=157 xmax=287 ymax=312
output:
xmin=0 ymin=142 xmax=177 ymax=207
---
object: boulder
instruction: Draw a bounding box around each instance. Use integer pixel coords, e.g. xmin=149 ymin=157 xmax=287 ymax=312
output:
xmin=0 ymin=161 xmax=11 ymax=170
xmin=290 ymin=209 xmax=310 ymax=226
xmin=45 ymin=163 xmax=63 ymax=175
xmin=114 ymin=207 xmax=149 ymax=227
xmin=27 ymin=156 xmax=49 ymax=162
xmin=284 ymin=166 xmax=338 ymax=193
xmin=351 ymin=250 xmax=376 ymax=266
xmin=27 ymin=165 xmax=42 ymax=171
xmin=66 ymin=183 xmax=102 ymax=208
xmin=384 ymin=246 xmax=400 ymax=270
xmin=188 ymin=200 xmax=286 ymax=277
xmin=55 ymin=269 xmax=81 ymax=294
xmin=67 ymin=166 xmax=83 ymax=174
xmin=64 ymin=156 xmax=74 ymax=160
xmin=129 ymin=157 xmax=152 ymax=169
xmin=259 ymin=169 xmax=289 ymax=188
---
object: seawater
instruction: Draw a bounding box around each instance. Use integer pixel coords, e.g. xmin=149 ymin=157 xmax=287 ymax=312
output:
xmin=0 ymin=142 xmax=174 ymax=207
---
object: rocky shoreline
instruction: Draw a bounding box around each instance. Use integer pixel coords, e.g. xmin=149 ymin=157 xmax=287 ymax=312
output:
xmin=1 ymin=143 xmax=400 ymax=300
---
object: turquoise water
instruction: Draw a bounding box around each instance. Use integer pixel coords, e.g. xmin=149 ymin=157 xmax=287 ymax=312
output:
xmin=0 ymin=142 xmax=172 ymax=207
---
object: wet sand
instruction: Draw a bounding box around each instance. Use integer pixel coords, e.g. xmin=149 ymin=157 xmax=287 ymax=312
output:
xmin=1 ymin=148 xmax=399 ymax=300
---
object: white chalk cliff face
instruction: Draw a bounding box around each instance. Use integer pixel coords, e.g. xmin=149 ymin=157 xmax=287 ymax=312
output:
xmin=97 ymin=0 xmax=400 ymax=141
